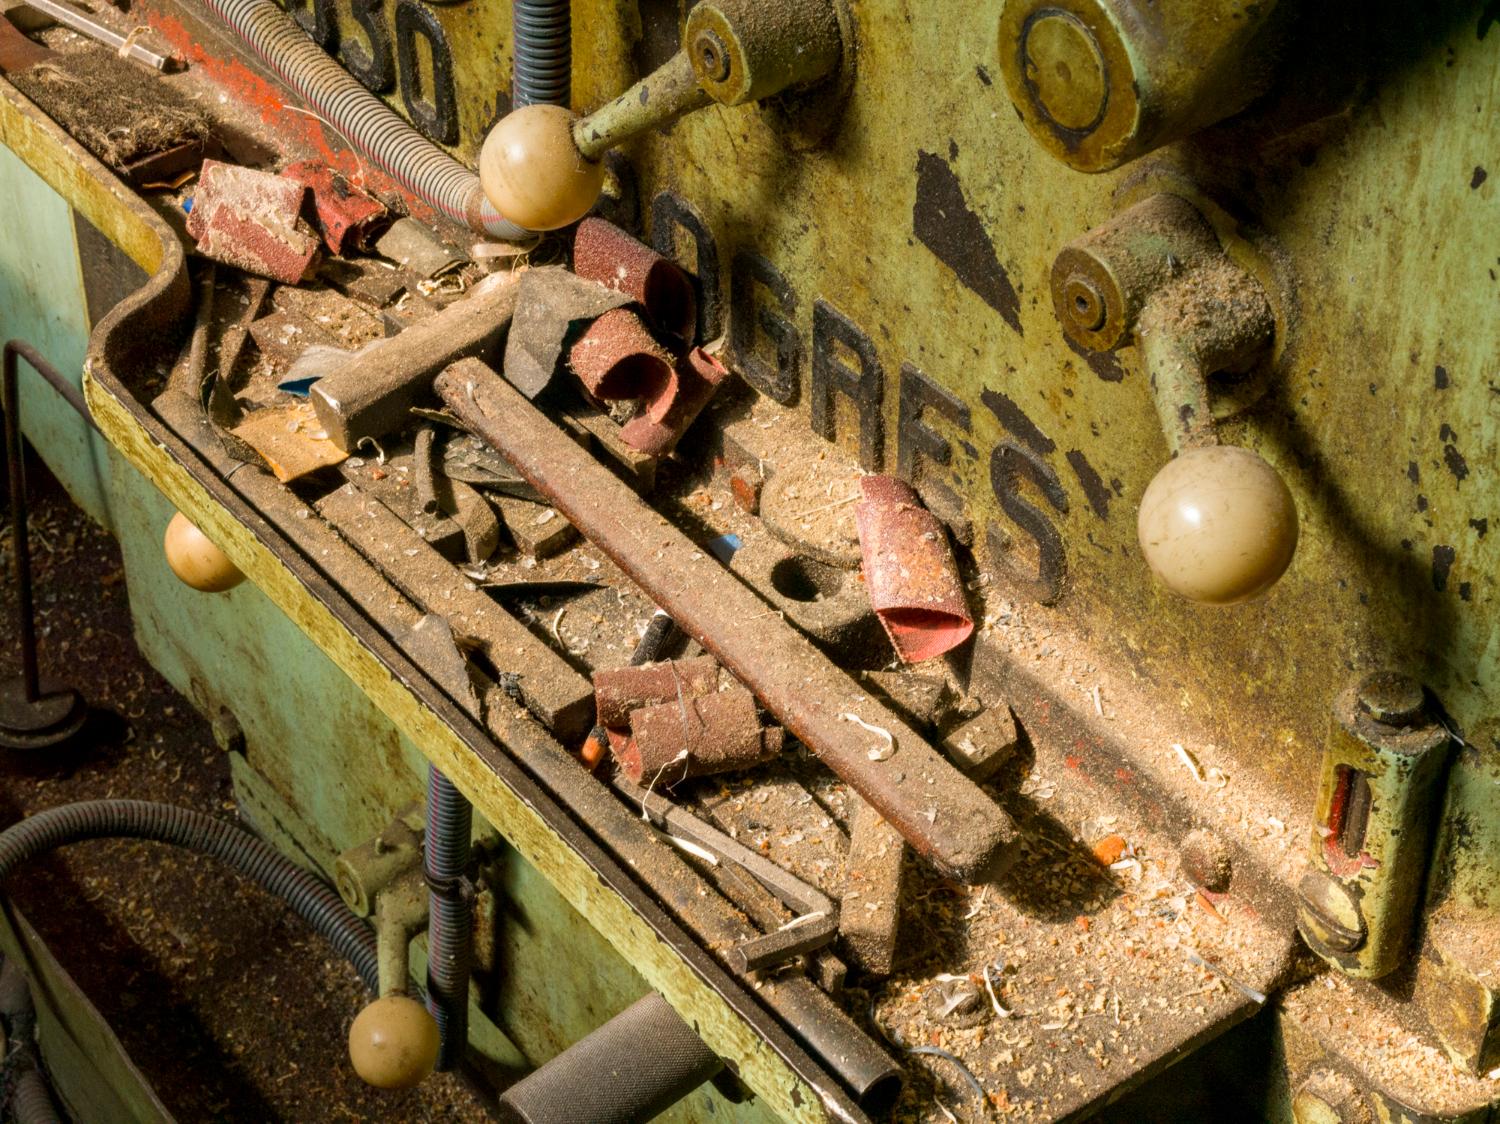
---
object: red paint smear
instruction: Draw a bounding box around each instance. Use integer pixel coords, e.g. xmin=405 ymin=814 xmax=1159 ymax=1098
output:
xmin=1114 ymin=767 xmax=1135 ymax=785
xmin=1064 ymin=754 xmax=1083 ymax=770
xmin=141 ymin=3 xmax=442 ymax=224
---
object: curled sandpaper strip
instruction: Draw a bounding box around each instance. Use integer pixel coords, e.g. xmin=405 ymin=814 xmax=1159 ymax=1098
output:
xmin=615 ymin=687 xmax=785 ymax=786
xmin=620 ymin=347 xmax=730 ymax=457
xmin=591 ymin=655 xmax=720 ymax=729
xmin=854 ymin=475 xmax=974 ymax=663
xmin=573 ymin=216 xmax=697 ymax=349
xmin=568 ymin=307 xmax=677 ymax=404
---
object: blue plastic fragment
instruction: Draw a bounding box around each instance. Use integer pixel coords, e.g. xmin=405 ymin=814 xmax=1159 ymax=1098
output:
xmin=277 ymin=375 xmax=319 ymax=397
xmin=704 ymin=533 xmax=741 ymax=564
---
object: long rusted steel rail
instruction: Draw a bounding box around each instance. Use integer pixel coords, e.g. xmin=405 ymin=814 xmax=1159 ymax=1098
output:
xmin=435 ymin=358 xmax=1016 ymax=883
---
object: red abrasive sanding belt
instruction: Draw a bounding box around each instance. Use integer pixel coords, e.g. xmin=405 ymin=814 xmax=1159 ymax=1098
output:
xmin=854 ymin=475 xmax=974 ymax=663
xmin=573 ymin=216 xmax=697 ymax=349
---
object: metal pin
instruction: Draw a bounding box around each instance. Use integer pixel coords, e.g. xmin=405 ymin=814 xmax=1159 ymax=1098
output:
xmin=21 ymin=0 xmax=179 ymax=70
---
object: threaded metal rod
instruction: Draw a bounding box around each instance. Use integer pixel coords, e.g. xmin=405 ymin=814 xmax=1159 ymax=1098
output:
xmin=424 ymin=766 xmax=473 ymax=1070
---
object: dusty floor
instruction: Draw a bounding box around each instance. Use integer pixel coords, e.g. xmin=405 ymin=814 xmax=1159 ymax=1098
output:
xmin=0 ymin=457 xmax=495 ymax=1122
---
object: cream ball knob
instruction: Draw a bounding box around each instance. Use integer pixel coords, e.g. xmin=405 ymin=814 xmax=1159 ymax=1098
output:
xmin=1137 ymin=445 xmax=1297 ymax=604
xmin=163 ymin=512 xmax=244 ymax=593
xmin=348 ymin=995 xmax=440 ymax=1089
xmin=479 ymin=104 xmax=605 ymax=231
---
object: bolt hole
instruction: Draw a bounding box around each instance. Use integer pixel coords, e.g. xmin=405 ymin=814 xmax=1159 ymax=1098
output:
xmin=770 ymin=555 xmax=845 ymax=603
xmin=1074 ymin=295 xmax=1089 ymax=312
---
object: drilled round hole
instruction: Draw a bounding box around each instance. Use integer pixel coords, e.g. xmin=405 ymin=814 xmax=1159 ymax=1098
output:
xmin=770 ymin=555 xmax=845 ymax=602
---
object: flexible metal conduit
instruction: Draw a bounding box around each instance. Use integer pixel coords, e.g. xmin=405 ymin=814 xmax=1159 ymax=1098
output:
xmin=512 ymin=0 xmax=571 ymax=108
xmin=0 ymin=801 xmax=378 ymax=991
xmin=424 ymin=768 xmax=471 ymax=1070
xmin=198 ymin=0 xmax=529 ymax=240
xmin=0 ymin=960 xmax=61 ymax=1124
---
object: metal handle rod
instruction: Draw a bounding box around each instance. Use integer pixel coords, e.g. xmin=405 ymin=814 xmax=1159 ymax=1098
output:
xmin=20 ymin=0 xmax=176 ymax=70
xmin=2 ymin=341 xmax=97 ymax=704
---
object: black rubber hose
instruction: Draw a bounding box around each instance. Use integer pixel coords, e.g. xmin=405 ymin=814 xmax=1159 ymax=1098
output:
xmin=497 ymin=993 xmax=722 ymax=1124
xmin=512 ymin=0 xmax=571 ymax=109
xmin=198 ymin=0 xmax=529 ymax=239
xmin=0 ymin=801 xmax=378 ymax=992
xmin=424 ymin=768 xmax=471 ymax=1070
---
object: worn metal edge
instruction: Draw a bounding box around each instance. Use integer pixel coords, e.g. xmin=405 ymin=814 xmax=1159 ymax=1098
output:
xmin=85 ymin=362 xmax=841 ymax=1124
xmin=0 ymin=75 xmax=843 ymax=1124
xmin=0 ymin=80 xmax=164 ymax=276
xmin=0 ymin=901 xmax=176 ymax=1124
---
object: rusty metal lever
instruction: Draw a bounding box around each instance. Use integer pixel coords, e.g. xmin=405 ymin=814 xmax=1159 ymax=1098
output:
xmin=616 ymin=777 xmax=837 ymax=973
xmin=435 ymin=357 xmax=1017 ymax=884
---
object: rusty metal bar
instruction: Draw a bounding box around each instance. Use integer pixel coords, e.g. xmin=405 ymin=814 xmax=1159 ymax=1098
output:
xmin=435 ymin=358 xmax=1017 ymax=883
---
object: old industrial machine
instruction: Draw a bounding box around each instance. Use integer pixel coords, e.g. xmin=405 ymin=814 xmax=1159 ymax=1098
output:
xmin=0 ymin=0 xmax=1494 ymax=1119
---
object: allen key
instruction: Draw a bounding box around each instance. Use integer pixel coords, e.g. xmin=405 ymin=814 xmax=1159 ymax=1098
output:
xmin=614 ymin=777 xmax=838 ymax=974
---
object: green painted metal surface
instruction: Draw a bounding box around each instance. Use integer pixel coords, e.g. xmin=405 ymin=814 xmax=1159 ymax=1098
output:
xmin=0 ymin=143 xmax=115 ymax=529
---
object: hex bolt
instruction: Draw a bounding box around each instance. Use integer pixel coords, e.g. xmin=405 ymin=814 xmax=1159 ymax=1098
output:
xmin=693 ymin=28 xmax=731 ymax=82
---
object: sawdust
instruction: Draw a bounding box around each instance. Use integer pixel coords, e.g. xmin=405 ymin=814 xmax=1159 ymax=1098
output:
xmin=10 ymin=46 xmax=212 ymax=172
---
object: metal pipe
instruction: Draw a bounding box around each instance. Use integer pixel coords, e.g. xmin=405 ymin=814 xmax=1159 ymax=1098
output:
xmin=573 ymin=51 xmax=710 ymax=161
xmin=22 ymin=0 xmax=176 ymax=70
xmin=424 ymin=766 xmax=473 ymax=1070
xmin=2 ymin=346 xmax=38 ymax=704
xmin=497 ymin=993 xmax=723 ymax=1123
xmin=512 ymin=0 xmax=571 ymax=109
xmin=436 ymin=360 xmax=1017 ymax=884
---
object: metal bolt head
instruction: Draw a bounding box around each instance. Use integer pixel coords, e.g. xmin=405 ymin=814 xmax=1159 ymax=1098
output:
xmin=1061 ymin=273 xmax=1107 ymax=332
xmin=1297 ymin=872 xmax=1366 ymax=955
xmin=1355 ymin=672 xmax=1425 ymax=727
xmin=1019 ymin=10 xmax=1108 ymax=133
xmin=693 ymin=28 xmax=732 ymax=83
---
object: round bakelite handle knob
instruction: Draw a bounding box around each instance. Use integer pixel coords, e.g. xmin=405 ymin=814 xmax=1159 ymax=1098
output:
xmin=479 ymin=104 xmax=605 ymax=232
xmin=163 ymin=512 xmax=244 ymax=593
xmin=1137 ymin=445 xmax=1297 ymax=605
xmin=348 ymin=995 xmax=440 ymax=1090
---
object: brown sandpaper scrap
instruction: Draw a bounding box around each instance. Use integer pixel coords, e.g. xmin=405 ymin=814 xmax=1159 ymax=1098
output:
xmin=247 ymin=307 xmax=340 ymax=369
xmin=504 ymin=266 xmax=633 ymax=399
xmin=230 ymin=400 xmax=348 ymax=482
xmin=186 ymin=160 xmax=319 ymax=284
xmin=615 ymin=686 xmax=784 ymax=786
xmin=9 ymin=48 xmax=213 ymax=174
xmin=281 ymin=160 xmax=388 ymax=255
xmin=573 ymin=216 xmax=697 ymax=348
xmin=854 ymin=475 xmax=974 ymax=663
xmin=840 ymin=797 xmax=906 ymax=977
xmin=492 ymin=493 xmax=576 ymax=561
xmin=568 ymin=307 xmax=676 ymax=405
xmin=403 ymin=613 xmax=481 ymax=716
xmin=939 ymin=703 xmax=1019 ymax=782
xmin=592 ymin=655 xmax=720 ymax=728
xmin=620 ymin=345 xmax=729 ymax=457
xmin=437 ymin=476 xmax=501 ymax=565
xmin=375 ymin=217 xmax=463 ymax=279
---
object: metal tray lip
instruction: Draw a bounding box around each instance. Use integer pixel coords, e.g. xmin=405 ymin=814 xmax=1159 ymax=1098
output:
xmin=0 ymin=76 xmax=861 ymax=1124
